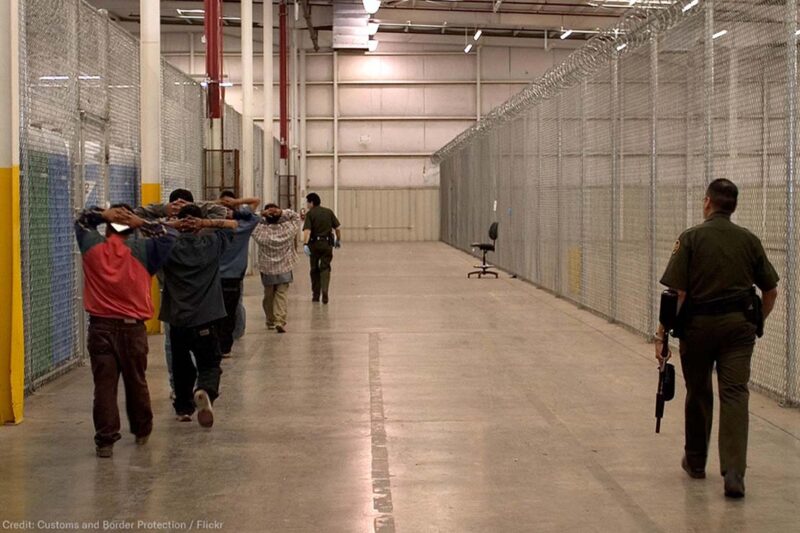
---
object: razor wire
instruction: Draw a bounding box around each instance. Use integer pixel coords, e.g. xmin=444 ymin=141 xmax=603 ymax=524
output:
xmin=438 ymin=0 xmax=800 ymax=406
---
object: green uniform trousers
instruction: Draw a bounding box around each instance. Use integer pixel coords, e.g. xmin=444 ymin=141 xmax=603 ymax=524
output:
xmin=309 ymin=240 xmax=333 ymax=297
xmin=679 ymin=312 xmax=756 ymax=476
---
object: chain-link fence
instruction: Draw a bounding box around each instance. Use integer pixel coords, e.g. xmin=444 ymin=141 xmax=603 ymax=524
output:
xmin=161 ymin=61 xmax=204 ymax=202
xmin=436 ymin=0 xmax=800 ymax=407
xmin=18 ymin=0 xmax=228 ymax=391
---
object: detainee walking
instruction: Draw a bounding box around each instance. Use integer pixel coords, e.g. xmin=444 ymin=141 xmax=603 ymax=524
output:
xmin=656 ymin=178 xmax=779 ymax=499
xmin=216 ymin=191 xmax=260 ymax=357
xmin=75 ymin=205 xmax=177 ymax=458
xmin=302 ymin=193 xmax=341 ymax=304
xmin=160 ymin=205 xmax=239 ymax=428
xmin=252 ymin=204 xmax=302 ymax=333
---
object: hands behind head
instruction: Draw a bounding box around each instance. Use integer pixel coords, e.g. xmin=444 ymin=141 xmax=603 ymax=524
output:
xmin=167 ymin=216 xmax=204 ymax=233
xmin=261 ymin=206 xmax=283 ymax=219
xmin=218 ymin=197 xmax=239 ymax=209
xmin=102 ymin=207 xmax=145 ymax=229
xmin=167 ymin=198 xmax=191 ymax=217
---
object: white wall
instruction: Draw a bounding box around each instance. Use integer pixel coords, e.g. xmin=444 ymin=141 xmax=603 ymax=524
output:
xmin=162 ymin=32 xmax=577 ymax=239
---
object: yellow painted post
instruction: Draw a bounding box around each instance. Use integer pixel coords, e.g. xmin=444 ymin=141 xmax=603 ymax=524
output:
xmin=142 ymin=183 xmax=162 ymax=334
xmin=0 ymin=0 xmax=25 ymax=424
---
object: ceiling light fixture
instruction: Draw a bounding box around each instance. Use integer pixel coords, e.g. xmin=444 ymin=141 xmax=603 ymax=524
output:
xmin=474 ymin=29 xmax=482 ymax=40
xmin=368 ymin=22 xmax=380 ymax=36
xmin=682 ymin=0 xmax=699 ymax=12
xmin=616 ymin=43 xmax=627 ymax=51
xmin=464 ymin=43 xmax=473 ymax=53
xmin=362 ymin=0 xmax=381 ymax=15
xmin=712 ymin=29 xmax=728 ymax=39
xmin=220 ymin=82 xmax=233 ymax=87
xmin=560 ymin=29 xmax=573 ymax=39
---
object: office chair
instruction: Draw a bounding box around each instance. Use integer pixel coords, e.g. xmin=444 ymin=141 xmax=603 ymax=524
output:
xmin=468 ymin=222 xmax=499 ymax=279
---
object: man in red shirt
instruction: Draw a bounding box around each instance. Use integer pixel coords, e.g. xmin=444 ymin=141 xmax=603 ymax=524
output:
xmin=75 ymin=205 xmax=178 ymax=458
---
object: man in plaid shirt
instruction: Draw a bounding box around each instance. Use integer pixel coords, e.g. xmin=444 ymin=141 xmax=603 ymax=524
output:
xmin=252 ymin=204 xmax=302 ymax=333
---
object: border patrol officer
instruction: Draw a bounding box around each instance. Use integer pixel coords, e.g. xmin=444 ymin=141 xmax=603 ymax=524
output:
xmin=656 ymin=178 xmax=779 ymax=499
xmin=302 ymin=192 xmax=341 ymax=304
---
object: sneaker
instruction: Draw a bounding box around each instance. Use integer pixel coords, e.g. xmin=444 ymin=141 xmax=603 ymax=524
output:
xmin=176 ymin=414 xmax=192 ymax=422
xmin=135 ymin=435 xmax=150 ymax=446
xmin=194 ymin=390 xmax=214 ymax=428
xmin=276 ymin=325 xmax=286 ymax=334
xmin=682 ymin=456 xmax=706 ymax=479
xmin=96 ymin=446 xmax=113 ymax=458
xmin=724 ymin=471 xmax=745 ymax=499
xmin=322 ymin=293 xmax=329 ymax=305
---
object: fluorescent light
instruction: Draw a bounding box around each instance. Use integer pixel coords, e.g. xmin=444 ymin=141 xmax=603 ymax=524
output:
xmin=367 ymin=39 xmax=379 ymax=52
xmin=560 ymin=29 xmax=573 ymax=39
xmin=473 ymin=29 xmax=482 ymax=40
xmin=796 ymin=28 xmax=800 ymax=35
xmin=177 ymin=9 xmax=204 ymax=15
xmin=464 ymin=43 xmax=473 ymax=53
xmin=79 ymin=75 xmax=101 ymax=80
xmin=368 ymin=22 xmax=380 ymax=36
xmin=220 ymin=82 xmax=234 ymax=87
xmin=362 ymin=0 xmax=381 ymax=15
xmin=39 ymin=75 xmax=69 ymax=81
xmin=616 ymin=43 xmax=627 ymax=51
xmin=200 ymin=81 xmax=208 ymax=88
xmin=682 ymin=0 xmax=699 ymax=12
xmin=712 ymin=29 xmax=728 ymax=39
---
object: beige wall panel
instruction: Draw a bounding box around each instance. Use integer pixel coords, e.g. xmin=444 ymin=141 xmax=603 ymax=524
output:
xmin=338 ymin=122 xmax=426 ymax=152
xmin=509 ymin=48 xmax=554 ymax=78
xmin=307 ymin=159 xmax=334 ymax=188
xmin=424 ymin=121 xmax=476 ymax=151
xmin=307 ymin=122 xmax=334 ymax=153
xmin=339 ymin=157 xmax=429 ymax=187
xmin=481 ymin=47 xmax=511 ymax=79
xmin=306 ymin=55 xmax=333 ymax=81
xmin=313 ymin=188 xmax=439 ymax=242
xmin=338 ymin=86 xmax=427 ymax=116
xmin=307 ymin=86 xmax=333 ymax=116
xmin=339 ymin=55 xmax=424 ymax=81
xmin=423 ymin=55 xmax=476 ymax=81
xmin=424 ymin=86 xmax=476 ymax=116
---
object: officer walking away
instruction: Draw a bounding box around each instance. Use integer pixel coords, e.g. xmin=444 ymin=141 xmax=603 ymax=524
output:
xmin=302 ymin=193 xmax=341 ymax=304
xmin=656 ymin=178 xmax=779 ymax=499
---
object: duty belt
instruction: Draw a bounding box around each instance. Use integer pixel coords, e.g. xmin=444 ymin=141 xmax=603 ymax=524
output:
xmin=690 ymin=289 xmax=754 ymax=316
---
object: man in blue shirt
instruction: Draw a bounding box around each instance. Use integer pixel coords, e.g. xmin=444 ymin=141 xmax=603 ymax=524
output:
xmin=217 ymin=191 xmax=261 ymax=357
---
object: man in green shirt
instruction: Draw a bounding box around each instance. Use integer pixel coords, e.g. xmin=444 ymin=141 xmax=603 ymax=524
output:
xmin=302 ymin=192 xmax=341 ymax=304
xmin=656 ymin=178 xmax=779 ymax=499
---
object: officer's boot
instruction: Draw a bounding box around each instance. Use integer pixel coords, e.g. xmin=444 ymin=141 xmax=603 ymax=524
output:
xmin=724 ymin=471 xmax=745 ymax=498
xmin=321 ymin=271 xmax=331 ymax=304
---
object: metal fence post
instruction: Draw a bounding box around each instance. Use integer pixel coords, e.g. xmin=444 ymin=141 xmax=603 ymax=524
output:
xmin=557 ymin=94 xmax=563 ymax=295
xmin=611 ymin=54 xmax=619 ymax=322
xmin=649 ymin=36 xmax=659 ymax=336
xmin=785 ymin=0 xmax=798 ymax=406
xmin=580 ymin=80 xmax=587 ymax=308
xmin=704 ymin=0 xmax=714 ymax=185
xmin=536 ymin=107 xmax=542 ymax=284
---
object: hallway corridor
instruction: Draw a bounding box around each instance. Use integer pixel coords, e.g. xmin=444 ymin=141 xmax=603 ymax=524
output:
xmin=1 ymin=243 xmax=798 ymax=532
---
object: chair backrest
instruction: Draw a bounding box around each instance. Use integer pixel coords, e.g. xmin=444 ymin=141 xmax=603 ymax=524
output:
xmin=489 ymin=222 xmax=499 ymax=242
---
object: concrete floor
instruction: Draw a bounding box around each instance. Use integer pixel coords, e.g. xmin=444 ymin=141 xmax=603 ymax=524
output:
xmin=1 ymin=242 xmax=799 ymax=533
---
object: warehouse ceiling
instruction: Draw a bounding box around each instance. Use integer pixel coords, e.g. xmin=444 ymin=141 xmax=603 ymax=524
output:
xmin=90 ymin=0 xmax=630 ymax=43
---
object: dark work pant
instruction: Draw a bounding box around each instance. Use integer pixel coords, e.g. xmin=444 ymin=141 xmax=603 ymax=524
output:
xmin=679 ymin=313 xmax=756 ymax=476
xmin=309 ymin=241 xmax=334 ymax=297
xmin=88 ymin=317 xmax=152 ymax=447
xmin=219 ymin=278 xmax=243 ymax=354
xmin=170 ymin=323 xmax=223 ymax=416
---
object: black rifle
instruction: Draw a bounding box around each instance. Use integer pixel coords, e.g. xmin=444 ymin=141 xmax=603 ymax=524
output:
xmin=655 ymin=289 xmax=678 ymax=434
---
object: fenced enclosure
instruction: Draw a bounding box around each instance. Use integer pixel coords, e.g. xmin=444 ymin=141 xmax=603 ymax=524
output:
xmin=18 ymin=0 xmax=263 ymax=391
xmin=436 ymin=0 xmax=800 ymax=406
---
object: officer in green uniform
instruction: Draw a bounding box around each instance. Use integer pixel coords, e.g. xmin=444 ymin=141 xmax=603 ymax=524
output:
xmin=656 ymin=178 xmax=779 ymax=499
xmin=302 ymin=192 xmax=341 ymax=304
